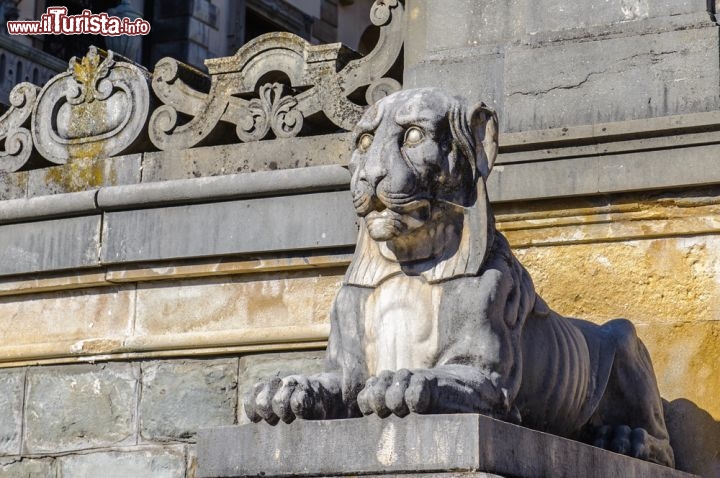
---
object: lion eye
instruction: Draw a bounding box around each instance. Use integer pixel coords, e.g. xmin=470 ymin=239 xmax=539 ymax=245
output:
xmin=357 ymin=133 xmax=374 ymax=152
xmin=404 ymin=126 xmax=425 ymax=146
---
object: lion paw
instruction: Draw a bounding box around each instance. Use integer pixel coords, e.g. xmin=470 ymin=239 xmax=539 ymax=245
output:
xmin=356 ymin=367 xmax=514 ymax=419
xmin=357 ymin=369 xmax=426 ymax=417
xmin=244 ymin=373 xmax=344 ymax=424
xmin=592 ymin=425 xmax=674 ymax=467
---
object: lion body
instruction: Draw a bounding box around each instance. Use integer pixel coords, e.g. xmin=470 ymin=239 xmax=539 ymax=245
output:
xmin=247 ymin=88 xmax=675 ymax=467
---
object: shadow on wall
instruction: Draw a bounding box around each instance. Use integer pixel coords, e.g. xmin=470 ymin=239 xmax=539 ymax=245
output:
xmin=665 ymin=398 xmax=720 ymax=477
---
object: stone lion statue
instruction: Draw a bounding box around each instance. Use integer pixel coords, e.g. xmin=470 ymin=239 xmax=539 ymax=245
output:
xmin=245 ymin=88 xmax=675 ymax=467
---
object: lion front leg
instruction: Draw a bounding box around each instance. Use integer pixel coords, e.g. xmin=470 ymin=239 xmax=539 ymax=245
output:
xmin=356 ymin=365 xmax=520 ymax=422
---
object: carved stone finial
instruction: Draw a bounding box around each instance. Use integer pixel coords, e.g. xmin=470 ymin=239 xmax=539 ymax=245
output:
xmin=245 ymin=88 xmax=676 ymax=470
xmin=67 ymin=46 xmax=115 ymax=105
xmin=31 ymin=46 xmax=150 ymax=164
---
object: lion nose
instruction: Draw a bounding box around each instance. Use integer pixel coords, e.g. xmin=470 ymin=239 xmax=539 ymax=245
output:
xmin=359 ymin=165 xmax=387 ymax=189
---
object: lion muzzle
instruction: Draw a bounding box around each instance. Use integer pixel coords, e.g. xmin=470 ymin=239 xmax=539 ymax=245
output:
xmin=364 ymin=199 xmax=432 ymax=241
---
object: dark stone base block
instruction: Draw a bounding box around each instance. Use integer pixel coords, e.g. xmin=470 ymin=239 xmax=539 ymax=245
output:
xmin=197 ymin=414 xmax=696 ymax=478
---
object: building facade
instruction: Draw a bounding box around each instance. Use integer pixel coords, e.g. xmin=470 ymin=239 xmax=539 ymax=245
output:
xmin=0 ymin=1 xmax=718 ymax=477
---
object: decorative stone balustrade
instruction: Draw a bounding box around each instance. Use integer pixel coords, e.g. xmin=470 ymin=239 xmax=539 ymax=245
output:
xmin=0 ymin=0 xmax=405 ymax=172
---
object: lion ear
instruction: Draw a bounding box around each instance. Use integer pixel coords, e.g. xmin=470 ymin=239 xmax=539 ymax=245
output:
xmin=468 ymin=103 xmax=499 ymax=178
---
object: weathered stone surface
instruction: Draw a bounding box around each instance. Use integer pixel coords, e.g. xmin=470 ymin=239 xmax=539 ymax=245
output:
xmin=140 ymin=359 xmax=238 ymax=442
xmin=0 ymin=190 xmax=97 ymax=225
xmin=503 ymin=27 xmax=720 ymax=132
xmin=56 ymin=448 xmax=185 ymax=478
xmin=97 ymin=165 xmax=351 ymax=210
xmin=514 ymin=236 xmax=720 ymax=328
xmin=0 ymin=369 xmax=24 ymax=455
xmin=27 ymin=154 xmax=141 ymax=197
xmin=0 ymin=215 xmax=100 ymax=276
xmin=0 ymin=458 xmax=55 ymax=477
xmin=100 ymin=191 xmax=357 ymax=263
xmin=407 ymin=0 xmax=708 ymax=54
xmin=0 ymin=171 xmax=26 ymax=201
xmin=142 ymin=134 xmax=353 ymax=182
xmin=488 ymin=142 xmax=720 ymax=203
xmin=405 ymin=0 xmax=720 ymax=131
xmin=0 ymin=286 xmax=134 ymax=351
xmin=238 ymin=351 xmax=326 ymax=424
xmin=197 ymin=414 xmax=695 ymax=478
xmin=24 ymin=363 xmax=138 ymax=453
xmin=134 ymin=271 xmax=343 ymax=337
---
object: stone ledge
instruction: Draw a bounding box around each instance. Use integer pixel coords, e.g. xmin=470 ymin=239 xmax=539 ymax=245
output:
xmin=197 ymin=414 xmax=697 ymax=478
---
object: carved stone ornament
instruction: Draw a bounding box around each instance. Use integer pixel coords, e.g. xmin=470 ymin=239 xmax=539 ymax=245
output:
xmin=0 ymin=82 xmax=38 ymax=172
xmin=149 ymin=0 xmax=405 ymax=150
xmin=31 ymin=46 xmax=150 ymax=164
xmin=245 ymin=88 xmax=676 ymax=470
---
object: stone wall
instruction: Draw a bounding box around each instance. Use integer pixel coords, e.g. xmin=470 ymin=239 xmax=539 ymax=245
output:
xmin=0 ymin=352 xmax=324 ymax=478
xmin=405 ymin=0 xmax=720 ymax=132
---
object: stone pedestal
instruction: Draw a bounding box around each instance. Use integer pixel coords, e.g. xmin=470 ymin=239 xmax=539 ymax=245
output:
xmin=197 ymin=414 xmax=697 ymax=478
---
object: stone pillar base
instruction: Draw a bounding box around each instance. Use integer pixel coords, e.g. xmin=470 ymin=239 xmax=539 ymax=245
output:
xmin=197 ymin=414 xmax=696 ymax=478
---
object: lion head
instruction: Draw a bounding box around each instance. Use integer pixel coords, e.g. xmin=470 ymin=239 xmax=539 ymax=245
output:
xmin=345 ymin=88 xmax=499 ymax=286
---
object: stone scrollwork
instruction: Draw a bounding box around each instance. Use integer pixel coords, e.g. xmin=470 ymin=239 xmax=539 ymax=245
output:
xmin=369 ymin=0 xmax=398 ymax=25
xmin=31 ymin=46 xmax=151 ymax=164
xmin=149 ymin=0 xmax=405 ymax=150
xmin=0 ymin=82 xmax=39 ymax=172
xmin=236 ymin=83 xmax=303 ymax=142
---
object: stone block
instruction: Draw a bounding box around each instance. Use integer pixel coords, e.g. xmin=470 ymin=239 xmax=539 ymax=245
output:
xmin=197 ymin=414 xmax=695 ymax=478
xmin=56 ymin=448 xmax=186 ymax=478
xmin=408 ymin=0 xmax=709 ymax=54
xmin=421 ymin=0 xmax=521 ymax=49
xmin=519 ymin=0 xmax=708 ymax=37
xmin=24 ymin=363 xmax=138 ymax=453
xmin=405 ymin=48 xmax=505 ymax=114
xmin=0 ymin=458 xmax=55 ymax=477
xmin=486 ymin=142 xmax=720 ymax=203
xmin=140 ymin=359 xmax=238 ymax=442
xmin=100 ymin=191 xmax=358 ymax=263
xmin=134 ymin=271 xmax=342 ymax=337
xmin=27 ymin=154 xmax=141 ymax=198
xmin=486 ymin=156 xmax=598 ymax=202
xmin=0 ymin=286 xmax=134 ymax=352
xmin=503 ymin=26 xmax=720 ymax=132
xmin=237 ymin=351 xmax=326 ymax=424
xmin=0 ymin=369 xmax=24 ymax=455
xmin=141 ymin=134 xmax=352 ymax=182
xmin=0 ymin=215 xmax=101 ymax=277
